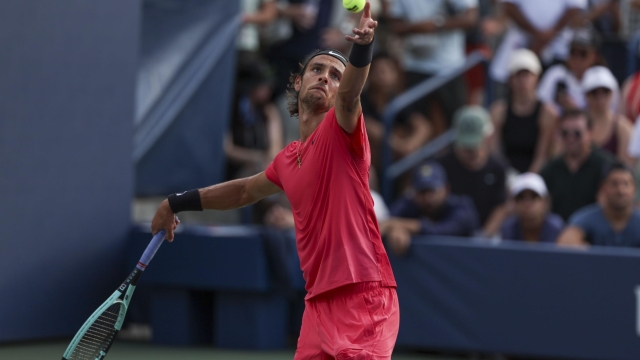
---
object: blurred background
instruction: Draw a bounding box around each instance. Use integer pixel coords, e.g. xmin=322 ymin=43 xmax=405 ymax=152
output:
xmin=3 ymin=0 xmax=640 ymax=359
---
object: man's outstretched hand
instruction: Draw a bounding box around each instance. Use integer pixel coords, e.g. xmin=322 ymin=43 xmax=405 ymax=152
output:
xmin=151 ymin=199 xmax=180 ymax=241
xmin=345 ymin=2 xmax=377 ymax=45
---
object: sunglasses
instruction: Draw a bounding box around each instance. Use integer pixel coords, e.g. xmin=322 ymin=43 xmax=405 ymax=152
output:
xmin=570 ymin=48 xmax=589 ymax=58
xmin=561 ymin=129 xmax=582 ymax=139
xmin=587 ymin=87 xmax=612 ymax=97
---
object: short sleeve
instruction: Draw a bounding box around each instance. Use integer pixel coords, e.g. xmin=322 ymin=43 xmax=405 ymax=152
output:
xmin=348 ymin=112 xmax=367 ymax=158
xmin=568 ymin=206 xmax=594 ymax=231
xmin=628 ymin=119 xmax=640 ymax=158
xmin=537 ymin=65 xmax=565 ymax=105
xmin=265 ymin=160 xmax=283 ymax=189
xmin=565 ymin=0 xmax=587 ymax=9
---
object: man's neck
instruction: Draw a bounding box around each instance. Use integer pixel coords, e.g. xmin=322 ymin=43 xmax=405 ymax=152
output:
xmin=603 ymin=204 xmax=633 ymax=232
xmin=298 ymin=109 xmax=327 ymax=142
xmin=564 ymin=147 xmax=591 ymax=172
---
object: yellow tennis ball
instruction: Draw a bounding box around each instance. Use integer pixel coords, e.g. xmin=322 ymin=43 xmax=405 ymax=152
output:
xmin=343 ymin=0 xmax=365 ymax=13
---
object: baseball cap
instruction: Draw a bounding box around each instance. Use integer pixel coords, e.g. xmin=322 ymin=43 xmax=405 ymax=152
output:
xmin=510 ymin=172 xmax=548 ymax=197
xmin=413 ymin=162 xmax=447 ymax=191
xmin=581 ymin=66 xmax=618 ymax=94
xmin=570 ymin=28 xmax=600 ymax=49
xmin=508 ymin=49 xmax=541 ymax=76
xmin=453 ymin=106 xmax=494 ymax=149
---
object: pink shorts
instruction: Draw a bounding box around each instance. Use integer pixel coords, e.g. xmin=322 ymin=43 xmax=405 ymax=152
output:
xmin=294 ymin=282 xmax=400 ymax=360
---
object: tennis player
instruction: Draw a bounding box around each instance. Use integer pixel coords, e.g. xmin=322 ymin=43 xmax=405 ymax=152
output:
xmin=152 ymin=3 xmax=398 ymax=358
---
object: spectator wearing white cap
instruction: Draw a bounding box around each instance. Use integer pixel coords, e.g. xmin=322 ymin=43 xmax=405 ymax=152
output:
xmin=490 ymin=0 xmax=586 ymax=83
xmin=537 ymin=28 xmax=604 ymax=114
xmin=501 ymin=173 xmax=564 ymax=243
xmin=489 ymin=49 xmax=557 ymax=174
xmin=582 ymin=66 xmax=634 ymax=165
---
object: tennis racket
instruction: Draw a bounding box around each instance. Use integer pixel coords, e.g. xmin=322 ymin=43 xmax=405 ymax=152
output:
xmin=61 ymin=229 xmax=167 ymax=360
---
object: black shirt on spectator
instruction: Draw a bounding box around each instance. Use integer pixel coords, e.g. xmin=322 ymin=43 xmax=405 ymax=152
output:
xmin=540 ymin=147 xmax=613 ymax=221
xmin=437 ymin=151 xmax=508 ymax=226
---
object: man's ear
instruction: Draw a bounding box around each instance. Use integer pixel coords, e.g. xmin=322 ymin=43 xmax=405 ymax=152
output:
xmin=294 ymin=75 xmax=302 ymax=92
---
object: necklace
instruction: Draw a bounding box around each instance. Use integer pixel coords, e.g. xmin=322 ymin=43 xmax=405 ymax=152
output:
xmin=296 ymin=136 xmax=315 ymax=168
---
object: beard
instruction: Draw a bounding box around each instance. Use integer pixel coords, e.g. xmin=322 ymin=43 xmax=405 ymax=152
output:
xmin=300 ymin=87 xmax=333 ymax=115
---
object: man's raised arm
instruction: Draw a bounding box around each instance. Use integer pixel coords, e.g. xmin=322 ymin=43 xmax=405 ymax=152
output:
xmin=151 ymin=172 xmax=282 ymax=240
xmin=335 ymin=1 xmax=377 ymax=134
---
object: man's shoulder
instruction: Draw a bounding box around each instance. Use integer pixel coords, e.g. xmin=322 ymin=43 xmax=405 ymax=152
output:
xmin=590 ymin=147 xmax=615 ymax=164
xmin=545 ymin=213 xmax=565 ymax=229
xmin=447 ymin=194 xmax=475 ymax=209
xmin=569 ymin=204 xmax=603 ymax=225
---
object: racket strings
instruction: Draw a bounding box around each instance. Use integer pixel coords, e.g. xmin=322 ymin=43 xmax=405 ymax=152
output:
xmin=68 ymin=302 xmax=121 ymax=360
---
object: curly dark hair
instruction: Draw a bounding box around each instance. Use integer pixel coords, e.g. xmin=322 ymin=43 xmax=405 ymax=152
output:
xmin=286 ymin=49 xmax=348 ymax=118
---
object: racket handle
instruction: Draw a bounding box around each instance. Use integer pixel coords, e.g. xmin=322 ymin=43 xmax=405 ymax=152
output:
xmin=137 ymin=230 xmax=166 ymax=270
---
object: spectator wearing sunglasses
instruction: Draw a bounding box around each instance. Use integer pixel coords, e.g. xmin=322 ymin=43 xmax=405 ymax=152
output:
xmin=557 ymin=161 xmax=640 ymax=248
xmin=501 ymin=173 xmax=564 ymax=243
xmin=582 ymin=66 xmax=634 ymax=165
xmin=540 ymin=109 xmax=613 ymax=221
xmin=537 ymin=28 xmax=604 ymax=114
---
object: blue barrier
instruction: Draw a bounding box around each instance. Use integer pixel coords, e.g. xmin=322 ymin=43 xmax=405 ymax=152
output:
xmin=128 ymin=227 xmax=640 ymax=358
xmin=391 ymin=238 xmax=640 ymax=360
xmin=128 ymin=226 xmax=299 ymax=349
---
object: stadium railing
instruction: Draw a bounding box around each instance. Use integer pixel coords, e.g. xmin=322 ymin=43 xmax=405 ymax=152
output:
xmin=381 ymin=51 xmax=492 ymax=203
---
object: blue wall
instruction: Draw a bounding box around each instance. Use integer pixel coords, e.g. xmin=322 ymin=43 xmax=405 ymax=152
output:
xmin=0 ymin=0 xmax=138 ymax=341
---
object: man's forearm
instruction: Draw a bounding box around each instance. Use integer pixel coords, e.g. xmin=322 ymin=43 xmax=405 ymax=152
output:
xmin=552 ymin=8 xmax=582 ymax=32
xmin=504 ymin=3 xmax=539 ymax=34
xmin=199 ymin=178 xmax=254 ymax=211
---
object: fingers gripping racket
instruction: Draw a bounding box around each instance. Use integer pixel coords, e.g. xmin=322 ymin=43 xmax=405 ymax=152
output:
xmin=61 ymin=230 xmax=167 ymax=360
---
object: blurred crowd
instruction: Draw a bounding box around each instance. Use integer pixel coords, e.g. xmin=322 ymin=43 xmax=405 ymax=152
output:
xmin=226 ymin=0 xmax=640 ymax=253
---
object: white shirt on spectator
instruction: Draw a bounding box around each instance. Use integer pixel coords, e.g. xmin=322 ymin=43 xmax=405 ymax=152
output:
xmin=628 ymin=116 xmax=640 ymax=159
xmin=537 ymin=64 xmax=586 ymax=113
xmin=389 ymin=0 xmax=478 ymax=74
xmin=370 ymin=190 xmax=390 ymax=222
xmin=490 ymin=0 xmax=587 ymax=82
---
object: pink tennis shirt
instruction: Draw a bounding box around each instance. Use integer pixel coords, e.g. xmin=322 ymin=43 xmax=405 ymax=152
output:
xmin=265 ymin=108 xmax=396 ymax=299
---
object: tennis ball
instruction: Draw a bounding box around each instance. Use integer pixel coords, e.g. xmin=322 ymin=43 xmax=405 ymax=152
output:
xmin=343 ymin=0 xmax=365 ymax=13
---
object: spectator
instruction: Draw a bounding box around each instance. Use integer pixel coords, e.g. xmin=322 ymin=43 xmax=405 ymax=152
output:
xmin=387 ymin=0 xmax=479 ymax=136
xmin=361 ymin=53 xmax=432 ymax=165
xmin=239 ymin=0 xmax=277 ymax=61
xmin=557 ymin=162 xmax=640 ymax=247
xmin=540 ymin=109 xmax=614 ymax=221
xmin=437 ymin=106 xmax=508 ymax=237
xmin=267 ymin=0 xmax=335 ymax=98
xmin=490 ymin=0 xmax=586 ymax=83
xmin=382 ymin=162 xmax=480 ymax=255
xmin=225 ymin=62 xmax=283 ymax=180
xmin=501 ymin=172 xmax=565 ymax=243
xmin=579 ymin=0 xmax=621 ymax=37
xmin=537 ymin=28 xmax=603 ymax=114
xmin=489 ymin=49 xmax=557 ymax=173
xmin=582 ymin=66 xmax=634 ymax=165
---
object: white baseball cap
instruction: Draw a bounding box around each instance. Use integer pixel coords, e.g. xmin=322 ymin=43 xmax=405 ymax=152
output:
xmin=508 ymin=49 xmax=542 ymax=76
xmin=510 ymin=172 xmax=548 ymax=197
xmin=582 ymin=66 xmax=618 ymax=94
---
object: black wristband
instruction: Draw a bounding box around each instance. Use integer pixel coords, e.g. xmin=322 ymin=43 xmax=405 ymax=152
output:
xmin=167 ymin=189 xmax=203 ymax=213
xmin=348 ymin=38 xmax=374 ymax=68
